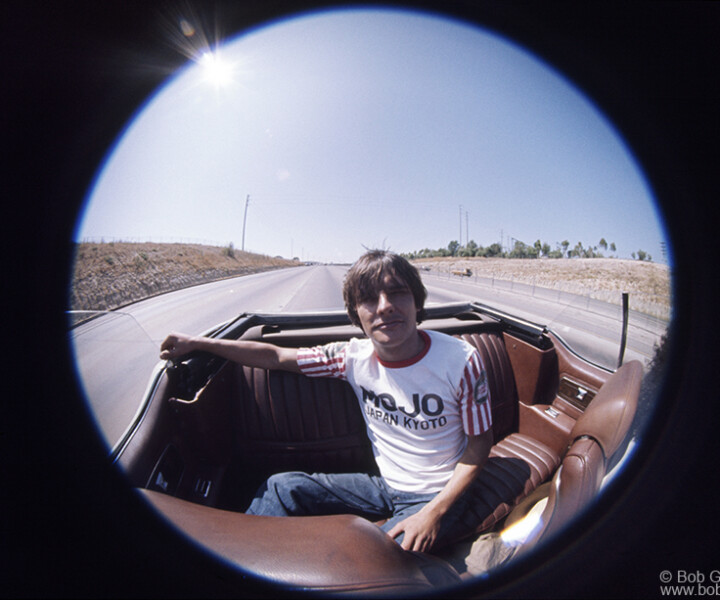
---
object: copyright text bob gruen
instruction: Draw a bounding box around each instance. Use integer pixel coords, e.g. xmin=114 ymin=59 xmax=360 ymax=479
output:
xmin=660 ymin=571 xmax=720 ymax=596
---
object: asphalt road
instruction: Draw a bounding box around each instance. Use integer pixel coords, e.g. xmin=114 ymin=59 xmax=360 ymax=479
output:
xmin=69 ymin=265 xmax=669 ymax=450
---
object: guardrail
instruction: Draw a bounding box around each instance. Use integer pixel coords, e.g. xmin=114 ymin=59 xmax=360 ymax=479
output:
xmin=424 ymin=267 xmax=671 ymax=324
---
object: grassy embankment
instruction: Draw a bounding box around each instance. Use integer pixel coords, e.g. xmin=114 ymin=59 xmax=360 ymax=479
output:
xmin=412 ymin=256 xmax=671 ymax=320
xmin=70 ymin=242 xmax=298 ymax=312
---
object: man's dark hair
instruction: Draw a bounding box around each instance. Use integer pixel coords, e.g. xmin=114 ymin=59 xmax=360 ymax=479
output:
xmin=343 ymin=249 xmax=427 ymax=328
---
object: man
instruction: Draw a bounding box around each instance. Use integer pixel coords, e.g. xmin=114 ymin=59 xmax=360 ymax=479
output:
xmin=160 ymin=250 xmax=493 ymax=552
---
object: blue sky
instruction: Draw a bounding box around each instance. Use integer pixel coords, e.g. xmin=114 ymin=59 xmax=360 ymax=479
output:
xmin=75 ymin=7 xmax=669 ymax=264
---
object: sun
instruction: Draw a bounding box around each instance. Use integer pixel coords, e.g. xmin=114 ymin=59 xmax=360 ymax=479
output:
xmin=198 ymin=50 xmax=235 ymax=88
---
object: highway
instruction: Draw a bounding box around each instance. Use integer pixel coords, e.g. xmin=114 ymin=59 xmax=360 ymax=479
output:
xmin=69 ymin=265 xmax=669 ymax=450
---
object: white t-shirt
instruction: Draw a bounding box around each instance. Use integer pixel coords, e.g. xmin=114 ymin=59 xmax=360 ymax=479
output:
xmin=297 ymin=330 xmax=492 ymax=493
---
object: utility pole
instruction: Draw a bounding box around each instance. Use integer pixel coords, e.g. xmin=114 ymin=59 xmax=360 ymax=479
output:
xmin=459 ymin=205 xmax=463 ymax=246
xmin=241 ymin=194 xmax=249 ymax=251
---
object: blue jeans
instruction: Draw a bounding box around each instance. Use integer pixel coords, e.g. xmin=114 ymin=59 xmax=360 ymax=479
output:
xmin=245 ymin=471 xmax=473 ymax=547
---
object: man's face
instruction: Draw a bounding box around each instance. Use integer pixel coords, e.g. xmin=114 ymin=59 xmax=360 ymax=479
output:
xmin=355 ymin=273 xmax=422 ymax=362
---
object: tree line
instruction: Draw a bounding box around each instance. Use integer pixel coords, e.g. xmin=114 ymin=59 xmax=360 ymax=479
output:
xmin=402 ymin=238 xmax=653 ymax=261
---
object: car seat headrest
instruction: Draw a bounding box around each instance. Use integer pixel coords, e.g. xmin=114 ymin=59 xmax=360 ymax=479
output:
xmin=569 ymin=360 xmax=642 ymax=458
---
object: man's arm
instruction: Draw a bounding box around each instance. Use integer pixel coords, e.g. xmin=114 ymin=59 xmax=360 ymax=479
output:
xmin=386 ymin=428 xmax=493 ymax=552
xmin=160 ymin=332 xmax=301 ymax=373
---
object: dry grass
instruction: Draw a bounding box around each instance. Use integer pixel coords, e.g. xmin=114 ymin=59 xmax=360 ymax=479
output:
xmin=413 ymin=257 xmax=672 ymax=319
xmin=70 ymin=242 xmax=298 ymax=311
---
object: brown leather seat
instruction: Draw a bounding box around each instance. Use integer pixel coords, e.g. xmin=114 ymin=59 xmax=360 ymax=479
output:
xmin=140 ymin=488 xmax=462 ymax=594
xmin=530 ymin=360 xmax=643 ymax=542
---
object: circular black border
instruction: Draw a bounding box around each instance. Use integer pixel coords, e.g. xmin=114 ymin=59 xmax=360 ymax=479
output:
xmin=5 ymin=1 xmax=718 ymax=598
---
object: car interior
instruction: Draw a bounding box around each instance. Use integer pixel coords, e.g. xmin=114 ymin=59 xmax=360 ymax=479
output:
xmin=114 ymin=302 xmax=642 ymax=595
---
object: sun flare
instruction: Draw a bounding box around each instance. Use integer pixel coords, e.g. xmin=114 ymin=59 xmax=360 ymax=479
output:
xmin=199 ymin=50 xmax=234 ymax=88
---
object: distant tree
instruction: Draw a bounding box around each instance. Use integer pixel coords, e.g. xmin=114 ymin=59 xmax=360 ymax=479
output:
xmin=509 ymin=240 xmax=538 ymax=258
xmin=534 ymin=239 xmax=543 ymax=257
xmin=460 ymin=240 xmax=478 ymax=256
xmin=410 ymin=238 xmax=632 ymax=261
xmin=561 ymin=240 xmax=570 ymax=258
xmin=485 ymin=242 xmax=503 ymax=257
xmin=570 ymin=242 xmax=584 ymax=258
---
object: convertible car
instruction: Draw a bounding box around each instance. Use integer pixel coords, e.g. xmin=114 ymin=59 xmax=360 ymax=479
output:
xmin=111 ymin=301 xmax=643 ymax=596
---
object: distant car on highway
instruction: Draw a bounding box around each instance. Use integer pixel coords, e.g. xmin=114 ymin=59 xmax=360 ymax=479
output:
xmin=111 ymin=300 xmax=643 ymax=596
xmin=452 ymin=268 xmax=472 ymax=277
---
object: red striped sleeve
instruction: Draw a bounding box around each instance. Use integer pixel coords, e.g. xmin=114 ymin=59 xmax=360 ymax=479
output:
xmin=460 ymin=350 xmax=492 ymax=436
xmin=297 ymin=342 xmax=348 ymax=380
